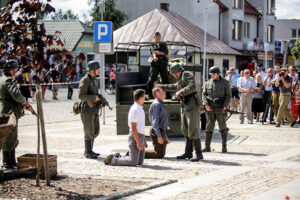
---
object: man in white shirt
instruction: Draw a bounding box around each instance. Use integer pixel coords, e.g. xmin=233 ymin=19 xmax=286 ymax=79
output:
xmin=262 ymin=68 xmax=275 ymax=123
xmin=104 ymin=89 xmax=148 ymax=166
xmin=257 ymin=64 xmax=267 ymax=81
xmin=238 ymin=69 xmax=256 ymax=124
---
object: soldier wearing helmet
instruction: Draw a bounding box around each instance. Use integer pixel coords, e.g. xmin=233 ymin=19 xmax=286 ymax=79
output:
xmin=202 ymin=66 xmax=231 ymax=153
xmin=79 ymin=60 xmax=107 ymax=159
xmin=157 ymin=63 xmax=203 ymax=162
xmin=0 ymin=60 xmax=35 ymax=169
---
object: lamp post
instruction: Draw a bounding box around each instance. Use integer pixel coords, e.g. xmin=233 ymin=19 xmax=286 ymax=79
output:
xmin=197 ymin=1 xmax=215 ymax=84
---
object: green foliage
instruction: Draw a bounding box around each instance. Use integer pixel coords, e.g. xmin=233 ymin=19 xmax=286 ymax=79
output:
xmin=87 ymin=0 xmax=127 ymax=29
xmin=50 ymin=9 xmax=79 ymax=20
xmin=291 ymin=38 xmax=300 ymax=60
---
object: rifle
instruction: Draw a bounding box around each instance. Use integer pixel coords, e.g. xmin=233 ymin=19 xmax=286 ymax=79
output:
xmin=87 ymin=95 xmax=113 ymax=116
xmin=200 ymin=107 xmax=244 ymax=121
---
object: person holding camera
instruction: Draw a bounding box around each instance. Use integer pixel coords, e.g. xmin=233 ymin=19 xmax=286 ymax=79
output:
xmin=226 ymin=67 xmax=240 ymax=111
xmin=272 ymin=64 xmax=281 ymax=121
xmin=262 ymin=68 xmax=276 ymax=123
xmin=275 ymin=68 xmax=296 ymax=127
xmin=252 ymin=74 xmax=265 ymax=122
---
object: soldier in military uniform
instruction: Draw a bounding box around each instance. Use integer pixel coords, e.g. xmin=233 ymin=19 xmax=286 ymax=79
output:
xmin=0 ymin=60 xmax=35 ymax=169
xmin=202 ymin=66 xmax=231 ymax=153
xmin=147 ymin=32 xmax=169 ymax=99
xmin=157 ymin=63 xmax=203 ymax=161
xmin=79 ymin=61 xmax=107 ymax=159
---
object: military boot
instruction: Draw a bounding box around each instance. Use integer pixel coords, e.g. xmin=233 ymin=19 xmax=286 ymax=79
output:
xmin=202 ymin=132 xmax=213 ymax=152
xmin=176 ymin=138 xmax=193 ymax=159
xmin=221 ymin=132 xmax=228 ymax=153
xmin=84 ymin=140 xmax=97 ymax=159
xmin=91 ymin=140 xmax=100 ymax=157
xmin=10 ymin=149 xmax=17 ymax=168
xmin=191 ymin=139 xmax=204 ymax=162
xmin=2 ymin=151 xmax=14 ymax=169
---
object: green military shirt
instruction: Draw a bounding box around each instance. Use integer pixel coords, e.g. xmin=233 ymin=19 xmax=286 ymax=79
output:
xmin=0 ymin=72 xmax=26 ymax=119
xmin=162 ymin=71 xmax=201 ymax=111
xmin=78 ymin=74 xmax=100 ymax=114
xmin=150 ymin=42 xmax=168 ymax=66
xmin=202 ymin=76 xmax=231 ymax=109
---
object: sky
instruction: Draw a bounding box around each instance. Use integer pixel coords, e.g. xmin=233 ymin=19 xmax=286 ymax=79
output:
xmin=50 ymin=0 xmax=300 ymax=22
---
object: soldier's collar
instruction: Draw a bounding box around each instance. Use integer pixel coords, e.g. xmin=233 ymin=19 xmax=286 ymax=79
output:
xmin=88 ymin=74 xmax=96 ymax=80
xmin=4 ymin=72 xmax=12 ymax=77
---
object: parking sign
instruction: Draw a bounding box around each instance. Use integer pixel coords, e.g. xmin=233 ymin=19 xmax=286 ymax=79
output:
xmin=94 ymin=21 xmax=113 ymax=43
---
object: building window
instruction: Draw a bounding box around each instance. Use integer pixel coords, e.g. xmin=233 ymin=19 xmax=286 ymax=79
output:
xmin=233 ymin=20 xmax=242 ymax=41
xmin=298 ymin=29 xmax=300 ymax=38
xmin=267 ymin=0 xmax=275 ymax=15
xmin=208 ymin=59 xmax=214 ymax=68
xmin=223 ymin=59 xmax=229 ymax=77
xmin=244 ymin=22 xmax=250 ymax=38
xmin=233 ymin=0 xmax=243 ymax=9
xmin=267 ymin=25 xmax=274 ymax=43
xmin=292 ymin=29 xmax=297 ymax=38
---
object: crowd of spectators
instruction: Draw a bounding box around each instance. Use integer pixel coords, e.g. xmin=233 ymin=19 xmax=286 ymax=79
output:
xmin=226 ymin=64 xmax=300 ymax=127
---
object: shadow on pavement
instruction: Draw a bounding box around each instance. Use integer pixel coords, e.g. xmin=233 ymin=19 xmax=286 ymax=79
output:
xmin=220 ymin=152 xmax=267 ymax=156
xmin=140 ymin=164 xmax=181 ymax=171
xmin=201 ymin=159 xmax=241 ymax=166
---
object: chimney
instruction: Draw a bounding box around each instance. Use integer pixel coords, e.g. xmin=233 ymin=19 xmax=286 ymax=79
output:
xmin=160 ymin=3 xmax=169 ymax=11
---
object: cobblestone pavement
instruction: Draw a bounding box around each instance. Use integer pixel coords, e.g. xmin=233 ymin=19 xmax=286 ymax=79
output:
xmin=2 ymin=88 xmax=300 ymax=199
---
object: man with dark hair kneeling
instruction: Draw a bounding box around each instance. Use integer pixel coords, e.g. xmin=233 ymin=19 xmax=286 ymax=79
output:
xmin=145 ymin=87 xmax=169 ymax=159
xmin=104 ymin=89 xmax=148 ymax=166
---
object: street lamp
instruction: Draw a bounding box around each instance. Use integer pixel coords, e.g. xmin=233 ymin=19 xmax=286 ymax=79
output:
xmin=197 ymin=1 xmax=215 ymax=84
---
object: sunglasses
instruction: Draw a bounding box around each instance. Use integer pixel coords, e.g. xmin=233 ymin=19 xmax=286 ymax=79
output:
xmin=245 ymin=72 xmax=250 ymax=74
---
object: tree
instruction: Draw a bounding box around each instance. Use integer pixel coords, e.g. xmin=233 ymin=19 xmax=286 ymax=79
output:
xmin=0 ymin=0 xmax=65 ymax=66
xmin=50 ymin=9 xmax=79 ymax=20
xmin=291 ymin=38 xmax=300 ymax=60
xmin=88 ymin=0 xmax=127 ymax=29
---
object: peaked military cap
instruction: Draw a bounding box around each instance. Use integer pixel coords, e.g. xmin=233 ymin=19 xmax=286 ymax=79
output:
xmin=4 ymin=60 xmax=18 ymax=71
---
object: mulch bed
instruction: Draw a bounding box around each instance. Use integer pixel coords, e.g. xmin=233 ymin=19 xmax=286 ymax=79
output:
xmin=0 ymin=175 xmax=152 ymax=200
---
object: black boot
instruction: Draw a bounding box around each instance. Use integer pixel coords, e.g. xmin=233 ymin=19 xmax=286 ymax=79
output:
xmin=91 ymin=140 xmax=100 ymax=157
xmin=84 ymin=140 xmax=97 ymax=159
xmin=191 ymin=139 xmax=204 ymax=162
xmin=177 ymin=138 xmax=193 ymax=159
xmin=2 ymin=151 xmax=14 ymax=169
xmin=10 ymin=149 xmax=17 ymax=168
xmin=221 ymin=132 xmax=228 ymax=153
xmin=202 ymin=132 xmax=213 ymax=152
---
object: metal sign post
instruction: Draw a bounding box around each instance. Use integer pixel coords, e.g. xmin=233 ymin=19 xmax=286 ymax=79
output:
xmin=93 ymin=21 xmax=114 ymax=125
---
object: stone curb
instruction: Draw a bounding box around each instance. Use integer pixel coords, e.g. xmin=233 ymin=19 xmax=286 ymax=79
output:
xmin=98 ymin=179 xmax=177 ymax=200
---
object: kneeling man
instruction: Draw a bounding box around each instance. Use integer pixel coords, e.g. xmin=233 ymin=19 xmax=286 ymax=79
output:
xmin=104 ymin=89 xmax=148 ymax=166
xmin=145 ymin=87 xmax=169 ymax=159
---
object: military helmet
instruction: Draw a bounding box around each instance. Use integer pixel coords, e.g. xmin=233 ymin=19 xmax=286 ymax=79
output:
xmin=209 ymin=66 xmax=221 ymax=74
xmin=87 ymin=61 xmax=100 ymax=71
xmin=4 ymin=60 xmax=18 ymax=71
xmin=170 ymin=63 xmax=183 ymax=74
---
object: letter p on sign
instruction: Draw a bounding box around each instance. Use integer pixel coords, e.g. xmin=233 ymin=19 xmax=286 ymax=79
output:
xmin=93 ymin=21 xmax=113 ymax=43
xmin=98 ymin=24 xmax=108 ymax=40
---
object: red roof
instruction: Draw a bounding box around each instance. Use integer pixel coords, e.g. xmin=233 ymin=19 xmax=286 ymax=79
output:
xmin=244 ymin=1 xmax=260 ymax=15
xmin=215 ymin=0 xmax=228 ymax=11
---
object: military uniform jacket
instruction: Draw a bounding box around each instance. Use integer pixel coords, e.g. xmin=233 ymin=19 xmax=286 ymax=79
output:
xmin=163 ymin=71 xmax=201 ymax=112
xmin=0 ymin=72 xmax=26 ymax=119
xmin=78 ymin=74 xmax=100 ymax=114
xmin=150 ymin=42 xmax=168 ymax=67
xmin=202 ymin=76 xmax=231 ymax=109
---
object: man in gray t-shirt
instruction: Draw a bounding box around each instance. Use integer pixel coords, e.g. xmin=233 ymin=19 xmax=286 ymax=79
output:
xmin=275 ymin=68 xmax=296 ymax=127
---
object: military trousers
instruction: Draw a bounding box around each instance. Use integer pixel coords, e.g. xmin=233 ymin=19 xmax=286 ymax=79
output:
xmin=181 ymin=108 xmax=200 ymax=140
xmin=205 ymin=111 xmax=229 ymax=134
xmin=276 ymin=93 xmax=296 ymax=125
xmin=147 ymin=65 xmax=168 ymax=96
xmin=145 ymin=128 xmax=167 ymax=159
xmin=2 ymin=120 xmax=19 ymax=151
xmin=81 ymin=112 xmax=100 ymax=141
xmin=111 ymin=133 xmax=145 ymax=166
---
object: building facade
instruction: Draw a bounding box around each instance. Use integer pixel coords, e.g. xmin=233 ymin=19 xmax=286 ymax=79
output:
xmin=275 ymin=19 xmax=300 ymax=66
